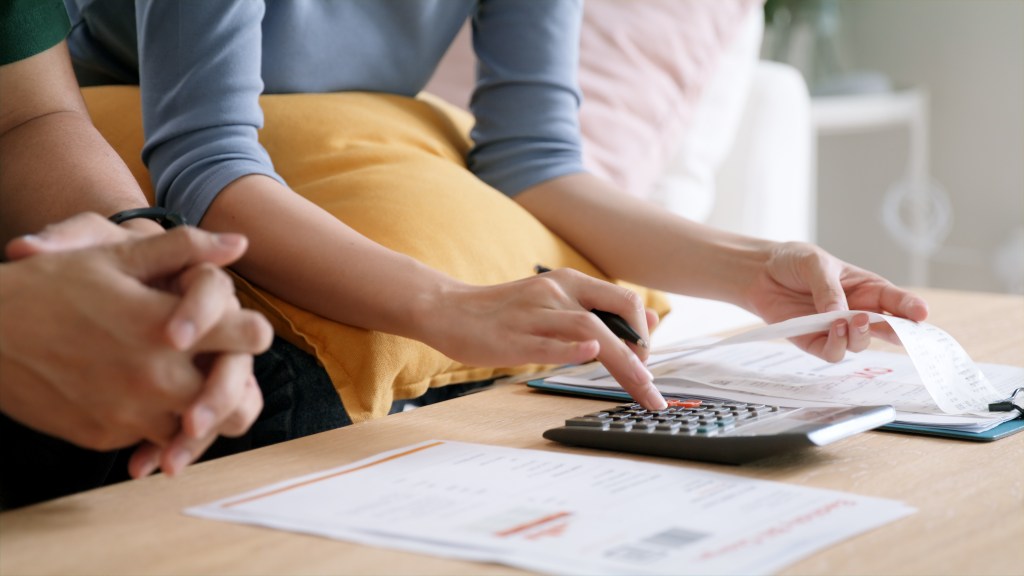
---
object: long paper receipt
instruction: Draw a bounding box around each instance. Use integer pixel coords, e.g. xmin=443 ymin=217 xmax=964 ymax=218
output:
xmin=649 ymin=310 xmax=1004 ymax=415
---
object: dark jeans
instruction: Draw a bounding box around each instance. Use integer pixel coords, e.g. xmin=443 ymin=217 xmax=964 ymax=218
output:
xmin=0 ymin=337 xmax=491 ymax=510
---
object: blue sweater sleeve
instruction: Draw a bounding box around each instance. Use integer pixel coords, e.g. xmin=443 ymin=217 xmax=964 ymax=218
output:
xmin=467 ymin=0 xmax=586 ymax=196
xmin=133 ymin=0 xmax=583 ymax=220
xmin=136 ymin=0 xmax=282 ymax=225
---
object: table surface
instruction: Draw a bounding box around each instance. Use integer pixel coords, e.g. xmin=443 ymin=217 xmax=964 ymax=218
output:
xmin=1 ymin=288 xmax=1021 ymax=576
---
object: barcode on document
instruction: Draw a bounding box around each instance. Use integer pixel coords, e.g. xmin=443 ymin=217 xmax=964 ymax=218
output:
xmin=604 ymin=527 xmax=708 ymax=564
xmin=642 ymin=527 xmax=708 ymax=548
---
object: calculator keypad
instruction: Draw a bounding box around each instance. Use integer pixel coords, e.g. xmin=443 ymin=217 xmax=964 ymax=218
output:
xmin=545 ymin=398 xmax=895 ymax=464
xmin=563 ymin=400 xmax=786 ymax=437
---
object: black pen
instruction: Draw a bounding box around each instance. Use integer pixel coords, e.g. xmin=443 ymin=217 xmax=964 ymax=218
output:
xmin=534 ymin=265 xmax=648 ymax=349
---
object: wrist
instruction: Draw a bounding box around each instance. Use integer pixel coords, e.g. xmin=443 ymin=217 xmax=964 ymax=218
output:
xmin=405 ymin=272 xmax=468 ymax=346
xmin=695 ymin=235 xmax=775 ymax=307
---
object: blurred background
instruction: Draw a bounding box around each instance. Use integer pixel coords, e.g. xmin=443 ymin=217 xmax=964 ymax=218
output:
xmin=764 ymin=0 xmax=1023 ymax=294
xmin=434 ymin=0 xmax=1023 ymax=343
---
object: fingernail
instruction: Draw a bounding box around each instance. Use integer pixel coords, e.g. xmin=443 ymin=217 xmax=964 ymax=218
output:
xmin=168 ymin=319 xmax=196 ymax=349
xmin=19 ymin=234 xmax=46 ymax=245
xmin=856 ymin=320 xmax=870 ymax=334
xmin=137 ymin=454 xmax=160 ymax=478
xmin=835 ymin=322 xmax=847 ymax=338
xmin=166 ymin=447 xmax=191 ymax=477
xmin=213 ymin=233 xmax=245 ymax=249
xmin=191 ymin=406 xmax=214 ymax=438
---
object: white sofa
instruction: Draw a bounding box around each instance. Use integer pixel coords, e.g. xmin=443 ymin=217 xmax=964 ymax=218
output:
xmin=649 ymin=10 xmax=814 ymax=345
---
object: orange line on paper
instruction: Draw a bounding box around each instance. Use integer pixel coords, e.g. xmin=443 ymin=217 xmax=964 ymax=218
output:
xmin=494 ymin=511 xmax=572 ymax=538
xmin=220 ymin=441 xmax=446 ymax=508
xmin=525 ymin=521 xmax=569 ymax=541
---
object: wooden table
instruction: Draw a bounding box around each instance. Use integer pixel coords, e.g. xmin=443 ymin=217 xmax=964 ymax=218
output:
xmin=1 ymin=288 xmax=1021 ymax=575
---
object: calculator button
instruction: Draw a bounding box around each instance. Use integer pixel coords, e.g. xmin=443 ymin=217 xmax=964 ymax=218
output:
xmin=666 ymin=399 xmax=702 ymax=409
xmin=566 ymin=417 xmax=609 ymax=428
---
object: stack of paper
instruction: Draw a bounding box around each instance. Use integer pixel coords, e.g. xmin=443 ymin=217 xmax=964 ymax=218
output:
xmin=546 ymin=344 xmax=1021 ymax=433
xmin=540 ymin=310 xmax=1023 ymax=434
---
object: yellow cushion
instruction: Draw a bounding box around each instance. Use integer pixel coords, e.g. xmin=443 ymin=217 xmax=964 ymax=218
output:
xmin=82 ymin=86 xmax=670 ymax=423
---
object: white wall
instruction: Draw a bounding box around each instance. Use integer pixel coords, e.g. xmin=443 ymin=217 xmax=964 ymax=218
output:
xmin=813 ymin=0 xmax=1023 ymax=293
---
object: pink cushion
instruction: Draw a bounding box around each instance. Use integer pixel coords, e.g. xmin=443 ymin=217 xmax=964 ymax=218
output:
xmin=425 ymin=0 xmax=760 ymax=198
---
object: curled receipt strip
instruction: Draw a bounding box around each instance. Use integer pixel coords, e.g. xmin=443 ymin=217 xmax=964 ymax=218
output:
xmin=650 ymin=310 xmax=1004 ymax=415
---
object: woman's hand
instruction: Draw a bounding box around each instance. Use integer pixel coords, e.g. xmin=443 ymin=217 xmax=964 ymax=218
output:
xmin=746 ymin=241 xmax=929 ymax=362
xmin=419 ymin=268 xmax=667 ymax=410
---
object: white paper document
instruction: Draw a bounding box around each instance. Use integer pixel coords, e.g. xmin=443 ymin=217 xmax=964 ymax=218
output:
xmin=188 ymin=440 xmax=915 ymax=576
xmin=550 ymin=343 xmax=1022 ymax=432
xmin=649 ymin=310 xmax=1006 ymax=415
xmin=539 ymin=310 xmax=1021 ymax=432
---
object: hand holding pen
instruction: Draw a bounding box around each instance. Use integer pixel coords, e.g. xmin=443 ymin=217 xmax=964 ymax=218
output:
xmin=418 ymin=266 xmax=666 ymax=410
xmin=531 ymin=265 xmax=665 ymax=410
xmin=534 ymin=265 xmax=647 ymax=349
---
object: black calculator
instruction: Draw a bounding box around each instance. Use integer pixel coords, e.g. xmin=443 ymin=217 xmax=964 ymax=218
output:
xmin=543 ymin=398 xmax=895 ymax=464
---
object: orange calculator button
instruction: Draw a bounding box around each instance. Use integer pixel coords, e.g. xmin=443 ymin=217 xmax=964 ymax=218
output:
xmin=666 ymin=399 xmax=702 ymax=409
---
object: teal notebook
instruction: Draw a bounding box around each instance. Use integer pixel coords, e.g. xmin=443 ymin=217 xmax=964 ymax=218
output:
xmin=527 ymin=379 xmax=1024 ymax=442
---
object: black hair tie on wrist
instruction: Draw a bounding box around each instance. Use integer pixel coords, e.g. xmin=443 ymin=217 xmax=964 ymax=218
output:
xmin=108 ymin=207 xmax=187 ymax=230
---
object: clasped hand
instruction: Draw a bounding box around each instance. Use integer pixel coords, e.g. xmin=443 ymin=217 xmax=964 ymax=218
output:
xmin=0 ymin=213 xmax=272 ymax=479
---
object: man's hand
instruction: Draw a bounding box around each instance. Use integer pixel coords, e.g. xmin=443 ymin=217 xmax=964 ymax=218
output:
xmin=0 ymin=214 xmax=273 ymax=477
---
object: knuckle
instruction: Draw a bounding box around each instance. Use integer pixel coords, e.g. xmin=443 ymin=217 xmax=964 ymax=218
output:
xmin=168 ymin=226 xmax=205 ymax=252
xmin=236 ymin=311 xmax=274 ymax=350
xmin=564 ymin=310 xmax=593 ymax=333
xmin=797 ymin=245 xmax=821 ymax=266
xmin=530 ymin=276 xmax=565 ymax=300
xmin=206 ymin=262 xmax=233 ymax=287
xmin=221 ymin=400 xmax=261 ymax=437
xmin=620 ymin=287 xmax=643 ymax=310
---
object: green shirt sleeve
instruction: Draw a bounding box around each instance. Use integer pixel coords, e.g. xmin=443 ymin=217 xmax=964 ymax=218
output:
xmin=0 ymin=0 xmax=71 ymax=66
